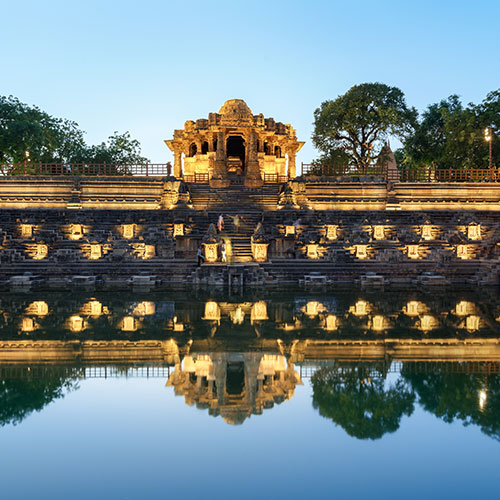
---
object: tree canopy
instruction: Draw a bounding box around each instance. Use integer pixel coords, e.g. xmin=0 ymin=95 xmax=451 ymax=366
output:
xmin=403 ymin=371 xmax=500 ymax=442
xmin=312 ymin=83 xmax=417 ymax=171
xmin=398 ymin=91 xmax=500 ymax=169
xmin=0 ymin=95 xmax=147 ymax=165
xmin=0 ymin=372 xmax=78 ymax=426
xmin=311 ymin=364 xmax=415 ymax=440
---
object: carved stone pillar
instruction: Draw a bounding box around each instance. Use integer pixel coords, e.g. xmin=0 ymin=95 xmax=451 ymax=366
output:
xmin=244 ymin=130 xmax=263 ymax=187
xmin=210 ymin=131 xmax=230 ymax=187
xmin=174 ymin=150 xmax=182 ymax=178
xmin=288 ymin=152 xmax=296 ymax=179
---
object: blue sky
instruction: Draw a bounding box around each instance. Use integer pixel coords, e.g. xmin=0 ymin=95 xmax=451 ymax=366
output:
xmin=2 ymin=0 xmax=500 ymax=164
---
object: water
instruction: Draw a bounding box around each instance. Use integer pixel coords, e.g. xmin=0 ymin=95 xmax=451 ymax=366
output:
xmin=1 ymin=288 xmax=499 ymax=499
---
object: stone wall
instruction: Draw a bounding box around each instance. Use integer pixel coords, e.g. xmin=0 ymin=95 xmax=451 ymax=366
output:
xmin=1 ymin=177 xmax=500 ymax=286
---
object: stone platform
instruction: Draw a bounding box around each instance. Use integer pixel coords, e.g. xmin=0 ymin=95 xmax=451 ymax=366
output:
xmin=1 ymin=176 xmax=500 ymax=286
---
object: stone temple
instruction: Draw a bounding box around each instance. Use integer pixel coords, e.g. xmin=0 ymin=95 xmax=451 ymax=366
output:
xmin=165 ymin=99 xmax=304 ymax=186
xmin=1 ymin=98 xmax=500 ymax=288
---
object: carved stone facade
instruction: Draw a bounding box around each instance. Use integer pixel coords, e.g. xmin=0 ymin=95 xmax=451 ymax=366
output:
xmin=165 ymin=99 xmax=304 ymax=186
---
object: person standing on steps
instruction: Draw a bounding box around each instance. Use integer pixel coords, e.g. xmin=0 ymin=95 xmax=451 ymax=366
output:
xmin=226 ymin=214 xmax=242 ymax=233
xmin=217 ymin=213 xmax=224 ymax=233
xmin=220 ymin=240 xmax=227 ymax=262
xmin=197 ymin=246 xmax=205 ymax=266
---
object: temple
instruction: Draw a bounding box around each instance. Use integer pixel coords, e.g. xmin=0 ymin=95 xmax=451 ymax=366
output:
xmin=165 ymin=99 xmax=304 ymax=186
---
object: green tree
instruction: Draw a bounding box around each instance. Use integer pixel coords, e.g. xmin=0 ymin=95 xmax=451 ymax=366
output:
xmin=404 ymin=370 xmax=500 ymax=441
xmin=0 ymin=95 xmax=148 ymax=173
xmin=0 ymin=95 xmax=86 ymax=164
xmin=311 ymin=364 xmax=415 ymax=440
xmin=0 ymin=371 xmax=79 ymax=426
xmin=400 ymin=90 xmax=500 ymax=170
xmin=312 ymin=83 xmax=417 ymax=171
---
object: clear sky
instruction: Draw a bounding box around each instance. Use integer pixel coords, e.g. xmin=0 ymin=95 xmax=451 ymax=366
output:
xmin=2 ymin=0 xmax=500 ymax=164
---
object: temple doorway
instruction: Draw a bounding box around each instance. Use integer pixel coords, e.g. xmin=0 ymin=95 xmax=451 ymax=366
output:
xmin=226 ymin=361 xmax=245 ymax=395
xmin=226 ymin=136 xmax=245 ymax=174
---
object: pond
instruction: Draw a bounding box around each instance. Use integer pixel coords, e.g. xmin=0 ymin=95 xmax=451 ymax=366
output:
xmin=0 ymin=287 xmax=499 ymax=499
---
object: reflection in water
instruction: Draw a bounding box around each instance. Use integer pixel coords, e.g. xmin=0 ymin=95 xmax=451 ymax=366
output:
xmin=311 ymin=364 xmax=414 ymax=440
xmin=1 ymin=288 xmax=500 ymax=441
xmin=167 ymin=353 xmax=301 ymax=425
xmin=0 ymin=368 xmax=79 ymax=426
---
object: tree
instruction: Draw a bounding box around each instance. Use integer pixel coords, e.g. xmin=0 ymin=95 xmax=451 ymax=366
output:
xmin=404 ymin=370 xmax=500 ymax=442
xmin=0 ymin=95 xmax=148 ymax=172
xmin=311 ymin=364 xmax=415 ymax=440
xmin=0 ymin=371 xmax=78 ymax=426
xmin=0 ymin=95 xmax=86 ymax=164
xmin=399 ymin=90 xmax=500 ymax=170
xmin=312 ymin=83 xmax=417 ymax=171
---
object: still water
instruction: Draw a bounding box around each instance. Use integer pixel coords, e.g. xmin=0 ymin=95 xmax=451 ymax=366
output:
xmin=1 ymin=287 xmax=499 ymax=499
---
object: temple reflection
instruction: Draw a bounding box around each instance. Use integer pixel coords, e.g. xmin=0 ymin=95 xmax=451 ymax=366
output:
xmin=167 ymin=353 xmax=301 ymax=425
xmin=2 ymin=288 xmax=500 ymax=437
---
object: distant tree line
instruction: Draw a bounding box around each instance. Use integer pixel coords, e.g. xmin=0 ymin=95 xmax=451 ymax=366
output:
xmin=0 ymin=95 xmax=147 ymax=166
xmin=312 ymin=83 xmax=500 ymax=172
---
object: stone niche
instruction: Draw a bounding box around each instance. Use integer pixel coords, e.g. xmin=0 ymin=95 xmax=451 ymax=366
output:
xmin=90 ymin=244 xmax=102 ymax=260
xmin=21 ymin=224 xmax=33 ymax=239
xmin=326 ymin=225 xmax=339 ymax=241
xmin=306 ymin=244 xmax=319 ymax=259
xmin=252 ymin=242 xmax=269 ymax=262
xmin=122 ymin=224 xmax=135 ymax=239
xmin=203 ymin=243 xmax=219 ymax=263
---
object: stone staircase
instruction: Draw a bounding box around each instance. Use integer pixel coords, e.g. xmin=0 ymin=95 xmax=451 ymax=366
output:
xmin=187 ymin=183 xmax=281 ymax=211
xmin=218 ymin=212 xmax=262 ymax=263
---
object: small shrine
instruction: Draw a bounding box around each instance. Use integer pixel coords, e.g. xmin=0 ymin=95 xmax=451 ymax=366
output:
xmin=165 ymin=99 xmax=304 ymax=187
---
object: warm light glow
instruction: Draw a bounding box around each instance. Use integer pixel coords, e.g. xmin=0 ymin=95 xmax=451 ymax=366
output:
xmin=303 ymin=301 xmax=325 ymax=317
xmin=404 ymin=301 xmax=421 ymax=317
xmin=306 ymin=244 xmax=319 ymax=259
xmin=407 ymin=245 xmax=420 ymax=259
xmin=455 ymin=300 xmax=473 ymax=316
xmin=122 ymin=224 xmax=135 ymax=239
xmin=90 ymin=244 xmax=102 ymax=260
xmin=121 ymin=316 xmax=137 ymax=332
xmin=173 ymin=316 xmax=184 ymax=332
xmin=89 ymin=300 xmax=103 ymax=316
xmin=351 ymin=300 xmax=368 ymax=316
xmin=373 ymin=225 xmax=385 ymax=240
xmin=203 ymin=243 xmax=218 ymax=263
xmin=252 ymin=243 xmax=268 ymax=262
xmin=325 ymin=314 xmax=338 ymax=331
xmin=33 ymin=244 xmax=48 ymax=260
xmin=326 ymin=225 xmax=338 ymax=240
xmin=484 ymin=127 xmax=492 ymax=142
xmin=203 ymin=301 xmax=220 ymax=322
xmin=251 ymin=301 xmax=268 ymax=322
xmin=20 ymin=224 xmax=33 ymax=238
xmin=70 ymin=224 xmax=83 ymax=240
xmin=467 ymin=224 xmax=481 ymax=240
xmin=456 ymin=244 xmax=469 ymax=259
xmin=69 ymin=315 xmax=85 ymax=332
xmin=144 ymin=244 xmax=156 ymax=259
xmin=355 ymin=245 xmax=368 ymax=259
xmin=26 ymin=301 xmax=49 ymax=316
xmin=479 ymin=389 xmax=487 ymax=410
xmin=466 ymin=315 xmax=480 ymax=332
xmin=372 ymin=315 xmax=386 ymax=332
xmin=230 ymin=306 xmax=245 ymax=325
xmin=285 ymin=225 xmax=295 ymax=236
xmin=173 ymin=223 xmax=184 ymax=237
xmin=419 ymin=314 xmax=437 ymax=332
xmin=421 ymin=225 xmax=433 ymax=240
xmin=21 ymin=317 xmax=35 ymax=332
